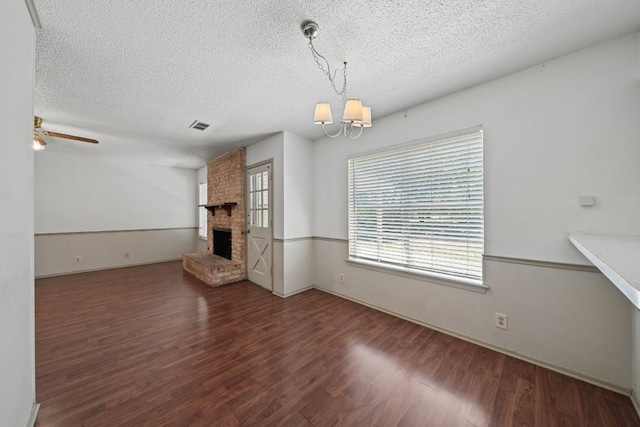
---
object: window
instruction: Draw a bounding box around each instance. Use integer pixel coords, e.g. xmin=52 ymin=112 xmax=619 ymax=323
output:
xmin=198 ymin=182 xmax=207 ymax=239
xmin=348 ymin=126 xmax=483 ymax=285
xmin=248 ymin=168 xmax=269 ymax=228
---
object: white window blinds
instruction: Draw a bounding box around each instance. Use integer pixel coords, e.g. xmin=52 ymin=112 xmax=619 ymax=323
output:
xmin=348 ymin=126 xmax=484 ymax=283
xmin=198 ymin=182 xmax=207 ymax=239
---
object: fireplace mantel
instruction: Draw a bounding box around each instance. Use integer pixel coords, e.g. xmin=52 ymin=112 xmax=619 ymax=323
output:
xmin=202 ymin=202 xmax=237 ymax=216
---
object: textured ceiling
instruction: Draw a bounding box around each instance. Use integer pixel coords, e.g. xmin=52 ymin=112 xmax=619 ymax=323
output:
xmin=34 ymin=0 xmax=640 ymax=168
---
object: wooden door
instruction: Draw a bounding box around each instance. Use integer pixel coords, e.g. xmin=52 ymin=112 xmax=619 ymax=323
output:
xmin=246 ymin=163 xmax=272 ymax=290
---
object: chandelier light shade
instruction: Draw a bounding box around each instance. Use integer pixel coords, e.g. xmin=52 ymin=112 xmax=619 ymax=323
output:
xmin=301 ymin=20 xmax=372 ymax=139
xmin=313 ymin=102 xmax=334 ymax=124
xmin=358 ymin=106 xmax=372 ymax=128
xmin=342 ymin=99 xmax=363 ymax=123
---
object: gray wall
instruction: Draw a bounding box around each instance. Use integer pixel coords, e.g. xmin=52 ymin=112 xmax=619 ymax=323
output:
xmin=0 ymin=0 xmax=37 ymax=425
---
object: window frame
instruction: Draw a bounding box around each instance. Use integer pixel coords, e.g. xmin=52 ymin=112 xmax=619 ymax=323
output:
xmin=347 ymin=126 xmax=486 ymax=292
xmin=198 ymin=182 xmax=207 ymax=240
xmin=247 ymin=168 xmax=270 ymax=229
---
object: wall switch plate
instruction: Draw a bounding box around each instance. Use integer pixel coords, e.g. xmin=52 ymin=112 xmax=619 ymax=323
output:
xmin=495 ymin=313 xmax=508 ymax=330
xmin=75 ymin=256 xmax=81 ymax=263
xmin=339 ymin=273 xmax=344 ymax=283
xmin=578 ymin=195 xmax=595 ymax=207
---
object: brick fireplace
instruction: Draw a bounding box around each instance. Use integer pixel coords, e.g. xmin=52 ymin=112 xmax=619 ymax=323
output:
xmin=183 ymin=147 xmax=247 ymax=286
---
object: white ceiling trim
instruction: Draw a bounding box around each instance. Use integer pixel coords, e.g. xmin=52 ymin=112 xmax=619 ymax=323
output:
xmin=24 ymin=0 xmax=41 ymax=29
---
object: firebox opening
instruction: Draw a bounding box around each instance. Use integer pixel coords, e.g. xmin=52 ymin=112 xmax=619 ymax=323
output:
xmin=213 ymin=228 xmax=232 ymax=260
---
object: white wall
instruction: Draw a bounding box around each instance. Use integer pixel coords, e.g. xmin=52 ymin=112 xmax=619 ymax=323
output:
xmin=35 ymin=151 xmax=196 ymax=232
xmin=314 ymin=34 xmax=640 ymax=263
xmin=0 ymin=1 xmax=36 ymax=425
xmin=34 ymin=151 xmax=199 ymax=276
xmin=312 ymin=33 xmax=640 ymax=391
xmin=283 ymin=132 xmax=314 ymax=239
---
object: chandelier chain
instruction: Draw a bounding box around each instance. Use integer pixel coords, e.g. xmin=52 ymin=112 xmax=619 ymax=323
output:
xmin=308 ymin=40 xmax=348 ymax=105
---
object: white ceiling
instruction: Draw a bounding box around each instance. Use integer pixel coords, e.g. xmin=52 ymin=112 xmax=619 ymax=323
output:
xmin=34 ymin=0 xmax=640 ymax=169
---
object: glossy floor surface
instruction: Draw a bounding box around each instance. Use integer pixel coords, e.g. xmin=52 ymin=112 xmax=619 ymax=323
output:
xmin=35 ymin=261 xmax=639 ymax=426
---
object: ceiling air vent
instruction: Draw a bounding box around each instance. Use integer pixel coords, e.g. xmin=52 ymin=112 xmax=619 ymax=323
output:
xmin=189 ymin=120 xmax=210 ymax=131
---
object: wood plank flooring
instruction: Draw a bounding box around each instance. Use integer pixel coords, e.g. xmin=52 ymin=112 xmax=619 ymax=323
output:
xmin=35 ymin=261 xmax=639 ymax=426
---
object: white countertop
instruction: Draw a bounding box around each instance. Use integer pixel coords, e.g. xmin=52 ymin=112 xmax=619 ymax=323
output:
xmin=569 ymin=233 xmax=640 ymax=310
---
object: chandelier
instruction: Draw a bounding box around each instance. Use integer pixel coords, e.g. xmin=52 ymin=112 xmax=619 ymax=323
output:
xmin=301 ymin=20 xmax=371 ymax=139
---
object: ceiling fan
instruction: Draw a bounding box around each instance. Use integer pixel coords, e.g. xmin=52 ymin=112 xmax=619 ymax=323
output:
xmin=33 ymin=116 xmax=99 ymax=150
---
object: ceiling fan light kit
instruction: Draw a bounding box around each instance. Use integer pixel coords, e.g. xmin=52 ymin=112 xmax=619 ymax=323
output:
xmin=302 ymin=20 xmax=371 ymax=139
xmin=32 ymin=116 xmax=99 ymax=150
xmin=33 ymin=133 xmax=46 ymax=150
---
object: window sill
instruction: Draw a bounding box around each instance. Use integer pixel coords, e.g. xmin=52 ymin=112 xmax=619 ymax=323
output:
xmin=345 ymin=258 xmax=488 ymax=294
xmin=198 ymin=236 xmax=207 ymax=241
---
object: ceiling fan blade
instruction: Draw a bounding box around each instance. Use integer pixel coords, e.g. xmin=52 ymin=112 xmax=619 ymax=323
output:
xmin=41 ymin=131 xmax=99 ymax=144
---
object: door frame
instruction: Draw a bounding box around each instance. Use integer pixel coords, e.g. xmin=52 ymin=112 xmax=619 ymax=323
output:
xmin=246 ymin=159 xmax=274 ymax=292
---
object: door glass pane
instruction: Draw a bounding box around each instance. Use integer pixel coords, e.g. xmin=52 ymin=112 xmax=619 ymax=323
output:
xmin=248 ymin=168 xmax=270 ymax=229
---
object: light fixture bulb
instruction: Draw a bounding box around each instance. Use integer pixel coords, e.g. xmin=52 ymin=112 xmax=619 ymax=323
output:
xmin=33 ymin=134 xmax=46 ymax=150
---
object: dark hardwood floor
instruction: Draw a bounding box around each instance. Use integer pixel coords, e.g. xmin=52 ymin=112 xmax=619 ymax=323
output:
xmin=35 ymin=261 xmax=639 ymax=426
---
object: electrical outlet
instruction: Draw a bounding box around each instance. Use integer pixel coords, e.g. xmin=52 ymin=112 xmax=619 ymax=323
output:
xmin=124 ymin=252 xmax=130 ymax=259
xmin=339 ymin=273 xmax=344 ymax=283
xmin=75 ymin=256 xmax=81 ymax=263
xmin=495 ymin=313 xmax=508 ymax=330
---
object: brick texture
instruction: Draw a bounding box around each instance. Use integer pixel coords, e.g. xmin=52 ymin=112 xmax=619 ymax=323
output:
xmin=182 ymin=252 xmax=245 ymax=287
xmin=183 ymin=147 xmax=247 ymax=287
xmin=207 ymin=147 xmax=246 ymax=266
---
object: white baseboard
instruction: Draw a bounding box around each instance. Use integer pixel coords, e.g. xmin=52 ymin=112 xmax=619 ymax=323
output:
xmin=273 ymin=285 xmax=314 ymax=299
xmin=26 ymin=402 xmax=39 ymax=427
xmin=314 ymin=285 xmax=631 ymax=397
